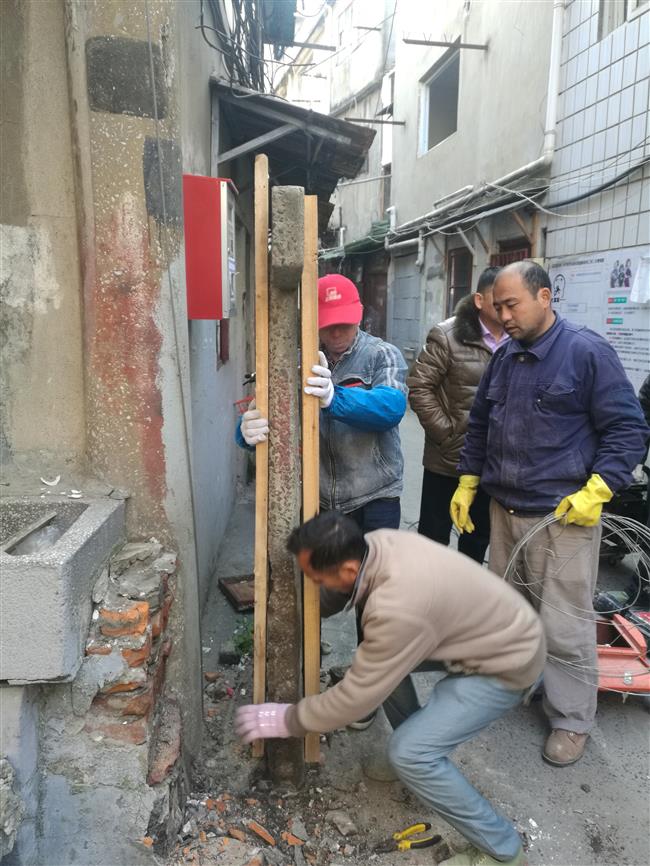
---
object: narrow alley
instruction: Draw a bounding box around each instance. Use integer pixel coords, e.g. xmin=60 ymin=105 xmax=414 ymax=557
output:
xmin=1 ymin=1 xmax=649 ymax=865
xmin=167 ymin=410 xmax=650 ymax=866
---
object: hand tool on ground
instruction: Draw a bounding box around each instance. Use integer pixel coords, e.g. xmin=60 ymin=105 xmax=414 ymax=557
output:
xmin=375 ymin=822 xmax=442 ymax=853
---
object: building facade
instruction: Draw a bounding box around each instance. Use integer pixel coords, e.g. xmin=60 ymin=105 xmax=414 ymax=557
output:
xmin=278 ymin=0 xmax=648 ymax=384
xmin=545 ymin=0 xmax=649 ymax=391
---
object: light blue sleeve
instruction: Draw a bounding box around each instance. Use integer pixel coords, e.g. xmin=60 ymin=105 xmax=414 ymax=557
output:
xmin=325 ymin=340 xmax=408 ymax=432
xmin=326 ymin=385 xmax=407 ymax=432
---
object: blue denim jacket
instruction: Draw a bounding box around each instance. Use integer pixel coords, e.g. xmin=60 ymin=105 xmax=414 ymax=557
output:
xmin=321 ymin=329 xmax=407 ymax=512
xmin=459 ymin=315 xmax=650 ymax=512
xmin=235 ymin=330 xmax=408 ymax=511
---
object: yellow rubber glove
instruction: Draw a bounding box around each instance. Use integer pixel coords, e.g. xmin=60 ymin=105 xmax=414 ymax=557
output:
xmin=450 ymin=475 xmax=480 ymax=534
xmin=554 ymin=473 xmax=613 ymax=526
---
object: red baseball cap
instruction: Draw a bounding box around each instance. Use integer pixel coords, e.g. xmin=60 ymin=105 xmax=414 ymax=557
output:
xmin=318 ymin=274 xmax=363 ymax=329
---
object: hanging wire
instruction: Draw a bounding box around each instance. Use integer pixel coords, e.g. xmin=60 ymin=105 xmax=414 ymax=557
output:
xmin=387 ymin=133 xmax=650 ymax=239
xmin=502 ymin=512 xmax=650 ymax=696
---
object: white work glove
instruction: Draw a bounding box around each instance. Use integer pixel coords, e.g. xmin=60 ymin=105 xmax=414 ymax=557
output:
xmin=235 ymin=703 xmax=291 ymax=744
xmin=241 ymin=400 xmax=269 ymax=446
xmin=304 ymin=351 xmax=334 ymax=409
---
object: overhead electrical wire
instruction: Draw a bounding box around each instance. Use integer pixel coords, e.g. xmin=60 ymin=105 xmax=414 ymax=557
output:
xmin=386 ymin=132 xmax=650 ymax=241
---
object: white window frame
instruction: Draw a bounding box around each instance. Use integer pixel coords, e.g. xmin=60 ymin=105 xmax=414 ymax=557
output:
xmin=418 ymin=48 xmax=460 ymax=156
xmin=599 ymin=0 xmax=648 ymax=40
xmin=627 ymin=0 xmax=649 ymax=18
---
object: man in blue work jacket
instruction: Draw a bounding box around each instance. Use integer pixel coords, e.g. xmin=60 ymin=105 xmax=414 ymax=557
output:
xmin=239 ymin=273 xmax=408 ymax=729
xmin=451 ymin=260 xmax=649 ymax=767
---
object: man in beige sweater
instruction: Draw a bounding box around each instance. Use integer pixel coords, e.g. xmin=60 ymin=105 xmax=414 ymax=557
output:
xmin=237 ymin=512 xmax=545 ymax=866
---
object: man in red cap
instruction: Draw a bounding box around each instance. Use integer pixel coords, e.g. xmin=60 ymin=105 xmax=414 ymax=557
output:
xmin=239 ymin=273 xmax=408 ymax=728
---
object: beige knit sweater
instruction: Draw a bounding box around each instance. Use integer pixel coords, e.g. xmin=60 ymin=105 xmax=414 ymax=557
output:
xmin=285 ymin=529 xmax=545 ymax=736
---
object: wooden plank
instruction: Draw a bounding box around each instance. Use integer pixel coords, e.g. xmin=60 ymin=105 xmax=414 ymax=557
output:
xmin=301 ymin=195 xmax=321 ymax=763
xmin=511 ymin=210 xmax=533 ymax=245
xmin=252 ymin=154 xmax=270 ymax=758
xmin=473 ymin=223 xmax=490 ymax=256
xmin=530 ymin=211 xmax=541 ymax=258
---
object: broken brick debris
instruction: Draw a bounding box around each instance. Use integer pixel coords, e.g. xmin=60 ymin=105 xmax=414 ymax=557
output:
xmin=247 ymin=819 xmax=276 ymax=846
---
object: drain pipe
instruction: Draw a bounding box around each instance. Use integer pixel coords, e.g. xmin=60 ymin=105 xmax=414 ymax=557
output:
xmin=393 ymin=0 xmax=565 ymax=235
xmin=495 ymin=0 xmax=564 ymax=187
xmin=414 ymin=230 xmax=425 ymax=270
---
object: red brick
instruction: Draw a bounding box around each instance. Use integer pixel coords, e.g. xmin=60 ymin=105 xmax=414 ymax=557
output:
xmin=282 ymin=832 xmax=304 ymax=846
xmin=100 ymin=665 xmax=147 ymax=694
xmin=227 ymin=828 xmax=246 ymax=842
xmin=122 ymin=631 xmax=152 ymax=667
xmin=84 ymin=715 xmax=148 ymax=745
xmin=150 ymin=610 xmax=163 ymax=639
xmin=86 ymin=642 xmax=112 ymax=656
xmin=150 ymin=595 xmax=172 ymax=638
xmin=99 ymin=601 xmax=149 ymax=637
xmin=247 ymin=821 xmax=275 ymax=846
xmin=93 ymin=684 xmax=154 ymax=718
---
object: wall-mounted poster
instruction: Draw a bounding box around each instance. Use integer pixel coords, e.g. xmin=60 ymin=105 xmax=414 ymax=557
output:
xmin=548 ymin=246 xmax=650 ymax=392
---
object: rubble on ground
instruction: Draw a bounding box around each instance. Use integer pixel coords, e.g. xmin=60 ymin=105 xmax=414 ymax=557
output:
xmin=165 ymin=663 xmax=452 ymax=866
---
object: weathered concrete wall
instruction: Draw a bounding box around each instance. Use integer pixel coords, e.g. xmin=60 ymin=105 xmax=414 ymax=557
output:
xmin=0 ymin=0 xmax=86 ymax=469
xmin=392 ymin=0 xmax=554 ymax=227
xmin=61 ymin=1 xmax=205 ymax=761
xmin=65 ymin=1 xmax=177 ymax=536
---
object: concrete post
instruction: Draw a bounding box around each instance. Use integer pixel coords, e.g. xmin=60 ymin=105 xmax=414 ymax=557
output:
xmin=266 ymin=186 xmax=305 ymax=786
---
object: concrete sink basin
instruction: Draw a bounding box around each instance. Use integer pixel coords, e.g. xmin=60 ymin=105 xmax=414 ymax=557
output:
xmin=0 ymin=496 xmax=125 ymax=683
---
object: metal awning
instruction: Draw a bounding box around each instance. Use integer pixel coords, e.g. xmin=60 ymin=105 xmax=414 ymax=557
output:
xmin=320 ymin=219 xmax=390 ymax=260
xmin=211 ymin=79 xmax=376 ymax=225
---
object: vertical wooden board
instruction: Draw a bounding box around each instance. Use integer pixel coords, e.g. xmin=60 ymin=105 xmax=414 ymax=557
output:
xmin=301 ymin=195 xmax=321 ymax=763
xmin=252 ymin=154 xmax=269 ymax=758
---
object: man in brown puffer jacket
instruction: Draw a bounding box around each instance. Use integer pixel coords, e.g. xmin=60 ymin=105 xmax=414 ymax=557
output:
xmin=407 ymin=267 xmax=507 ymax=563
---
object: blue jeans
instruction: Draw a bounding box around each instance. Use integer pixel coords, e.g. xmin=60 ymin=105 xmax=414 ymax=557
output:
xmin=387 ymin=673 xmax=525 ymax=861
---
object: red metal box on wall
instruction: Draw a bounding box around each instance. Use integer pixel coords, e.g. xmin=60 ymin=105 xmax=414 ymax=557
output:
xmin=182 ymin=174 xmax=236 ymax=320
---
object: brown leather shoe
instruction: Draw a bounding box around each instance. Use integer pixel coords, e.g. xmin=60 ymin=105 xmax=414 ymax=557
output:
xmin=543 ymin=730 xmax=588 ymax=766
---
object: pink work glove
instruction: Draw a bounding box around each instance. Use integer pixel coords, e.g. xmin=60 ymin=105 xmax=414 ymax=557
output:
xmin=235 ymin=703 xmax=292 ymax=743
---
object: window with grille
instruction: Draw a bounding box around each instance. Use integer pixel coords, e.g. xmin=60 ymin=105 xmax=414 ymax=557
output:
xmin=490 ymin=238 xmax=531 ymax=267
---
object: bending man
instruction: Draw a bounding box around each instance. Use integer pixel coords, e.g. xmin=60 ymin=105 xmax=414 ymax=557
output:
xmin=237 ymin=511 xmax=545 ymax=866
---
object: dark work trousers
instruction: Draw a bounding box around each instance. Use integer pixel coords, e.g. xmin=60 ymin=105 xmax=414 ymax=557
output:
xmin=347 ymin=497 xmax=401 ymax=646
xmin=418 ymin=468 xmax=491 ymax=565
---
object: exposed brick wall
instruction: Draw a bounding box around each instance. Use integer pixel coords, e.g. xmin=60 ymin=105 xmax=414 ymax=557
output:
xmin=82 ymin=540 xmax=181 ymax=784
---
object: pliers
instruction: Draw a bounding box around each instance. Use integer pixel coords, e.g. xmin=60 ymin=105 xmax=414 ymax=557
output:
xmin=375 ymin=822 xmax=442 ymax=853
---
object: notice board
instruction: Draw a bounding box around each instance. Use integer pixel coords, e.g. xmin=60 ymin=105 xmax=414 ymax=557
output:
xmin=548 ymin=246 xmax=650 ymax=392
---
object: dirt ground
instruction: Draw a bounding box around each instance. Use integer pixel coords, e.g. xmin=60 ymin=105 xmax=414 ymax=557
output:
xmin=167 ymin=411 xmax=650 ymax=866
